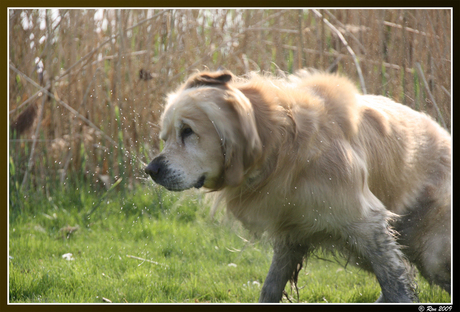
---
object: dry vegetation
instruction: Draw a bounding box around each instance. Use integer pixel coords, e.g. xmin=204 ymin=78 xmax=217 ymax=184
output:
xmin=8 ymin=9 xmax=451 ymax=194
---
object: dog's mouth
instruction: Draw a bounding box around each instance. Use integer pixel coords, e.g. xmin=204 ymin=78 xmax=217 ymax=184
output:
xmin=159 ymin=175 xmax=205 ymax=192
xmin=158 ymin=175 xmax=205 ymax=192
xmin=193 ymin=175 xmax=205 ymax=189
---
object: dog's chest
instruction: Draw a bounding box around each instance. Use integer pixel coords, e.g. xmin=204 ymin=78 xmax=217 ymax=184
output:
xmin=227 ymin=189 xmax=345 ymax=238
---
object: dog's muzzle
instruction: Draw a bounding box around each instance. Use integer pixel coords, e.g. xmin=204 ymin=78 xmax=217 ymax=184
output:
xmin=145 ymin=155 xmax=205 ymax=191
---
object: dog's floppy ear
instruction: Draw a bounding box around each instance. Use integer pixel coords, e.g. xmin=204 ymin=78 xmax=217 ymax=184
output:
xmin=184 ymin=71 xmax=233 ymax=89
xmin=192 ymin=86 xmax=262 ymax=187
xmin=222 ymin=91 xmax=263 ymax=187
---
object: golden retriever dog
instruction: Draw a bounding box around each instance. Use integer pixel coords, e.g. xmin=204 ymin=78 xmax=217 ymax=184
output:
xmin=145 ymin=69 xmax=451 ymax=303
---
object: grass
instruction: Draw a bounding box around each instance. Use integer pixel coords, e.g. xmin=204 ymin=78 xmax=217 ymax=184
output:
xmin=8 ymin=183 xmax=451 ymax=304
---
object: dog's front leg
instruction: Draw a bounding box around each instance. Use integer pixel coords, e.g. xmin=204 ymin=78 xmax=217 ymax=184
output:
xmin=259 ymin=242 xmax=306 ymax=303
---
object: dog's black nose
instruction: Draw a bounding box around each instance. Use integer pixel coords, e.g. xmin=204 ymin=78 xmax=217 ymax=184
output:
xmin=145 ymin=162 xmax=160 ymax=177
xmin=145 ymin=156 xmax=164 ymax=179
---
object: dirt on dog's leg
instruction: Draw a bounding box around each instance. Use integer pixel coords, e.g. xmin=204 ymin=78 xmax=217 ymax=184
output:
xmin=259 ymin=243 xmax=306 ymax=303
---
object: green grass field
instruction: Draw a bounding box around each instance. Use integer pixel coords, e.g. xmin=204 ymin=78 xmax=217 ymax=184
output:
xmin=8 ymin=183 xmax=451 ymax=303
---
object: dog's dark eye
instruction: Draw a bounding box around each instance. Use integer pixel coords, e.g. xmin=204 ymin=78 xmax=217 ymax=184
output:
xmin=181 ymin=127 xmax=194 ymax=139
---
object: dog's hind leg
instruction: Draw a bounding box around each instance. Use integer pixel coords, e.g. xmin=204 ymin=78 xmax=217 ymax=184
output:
xmin=395 ymin=198 xmax=451 ymax=295
xmin=345 ymin=208 xmax=418 ymax=303
xmin=259 ymin=242 xmax=307 ymax=303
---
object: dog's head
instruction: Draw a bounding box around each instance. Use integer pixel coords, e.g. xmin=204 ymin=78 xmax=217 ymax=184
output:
xmin=145 ymin=70 xmax=262 ymax=191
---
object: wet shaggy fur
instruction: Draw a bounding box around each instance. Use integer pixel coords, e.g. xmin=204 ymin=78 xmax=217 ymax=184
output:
xmin=145 ymin=69 xmax=451 ymax=303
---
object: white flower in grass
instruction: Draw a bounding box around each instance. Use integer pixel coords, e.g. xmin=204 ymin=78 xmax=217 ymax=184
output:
xmin=62 ymin=253 xmax=75 ymax=261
